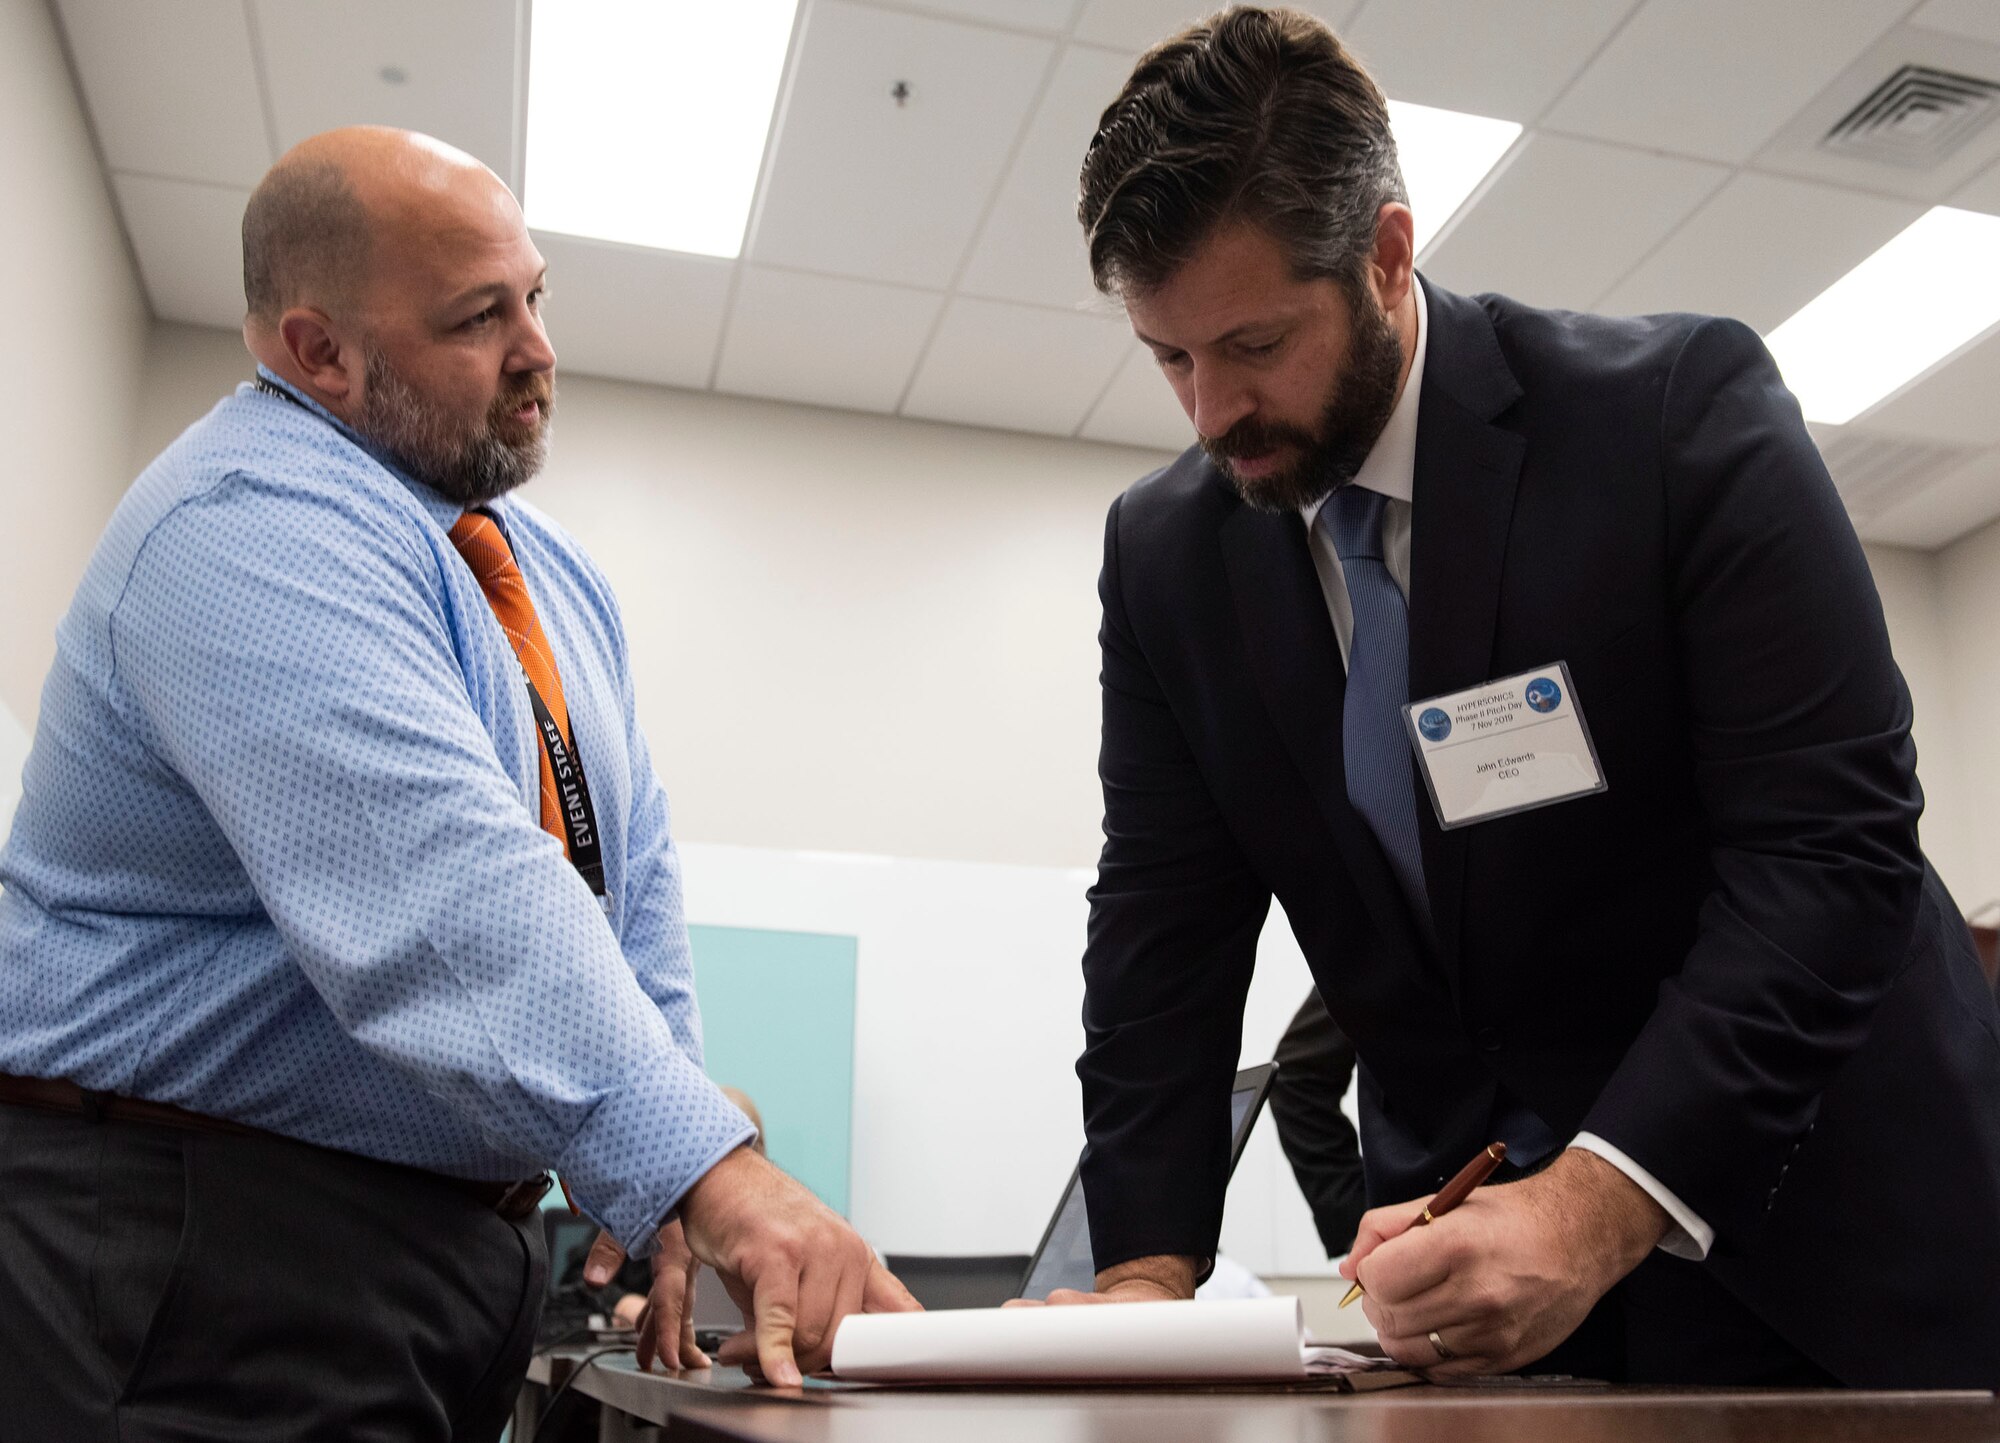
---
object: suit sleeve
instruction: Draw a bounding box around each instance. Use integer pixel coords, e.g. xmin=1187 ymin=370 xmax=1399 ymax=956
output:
xmin=1077 ymin=491 xmax=1272 ymax=1274
xmin=1270 ymin=991 xmax=1367 ymax=1258
xmin=1577 ymin=317 xmax=1927 ymax=1250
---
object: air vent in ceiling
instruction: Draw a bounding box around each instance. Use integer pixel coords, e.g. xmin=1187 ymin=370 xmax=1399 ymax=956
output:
xmin=1813 ymin=429 xmax=1981 ymax=520
xmin=1819 ymin=64 xmax=2000 ymax=170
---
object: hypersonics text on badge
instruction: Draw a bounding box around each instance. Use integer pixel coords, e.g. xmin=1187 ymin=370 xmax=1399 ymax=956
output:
xmin=1401 ymin=662 xmax=1607 ymax=829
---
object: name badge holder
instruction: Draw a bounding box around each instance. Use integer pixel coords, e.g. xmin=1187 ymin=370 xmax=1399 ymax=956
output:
xmin=1401 ymin=661 xmax=1608 ymax=830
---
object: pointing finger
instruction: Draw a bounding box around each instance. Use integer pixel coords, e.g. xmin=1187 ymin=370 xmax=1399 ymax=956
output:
xmin=751 ymin=1270 xmax=804 ymax=1387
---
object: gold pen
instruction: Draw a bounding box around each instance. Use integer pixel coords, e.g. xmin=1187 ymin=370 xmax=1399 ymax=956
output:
xmin=1340 ymin=1141 xmax=1507 ymax=1307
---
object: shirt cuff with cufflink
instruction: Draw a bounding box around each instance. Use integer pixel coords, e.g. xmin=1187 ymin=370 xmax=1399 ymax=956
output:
xmin=1569 ymin=1131 xmax=1714 ymax=1261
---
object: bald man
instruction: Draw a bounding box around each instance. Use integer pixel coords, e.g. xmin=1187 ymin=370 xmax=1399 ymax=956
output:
xmin=0 ymin=128 xmax=911 ymax=1441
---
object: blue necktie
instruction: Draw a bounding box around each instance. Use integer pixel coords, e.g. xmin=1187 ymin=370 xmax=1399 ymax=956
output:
xmin=1324 ymin=485 xmax=1560 ymax=1167
xmin=1323 ymin=485 xmax=1428 ymax=924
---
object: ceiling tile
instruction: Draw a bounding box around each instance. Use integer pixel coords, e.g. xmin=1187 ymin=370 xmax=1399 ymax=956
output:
xmin=1860 ymin=326 xmax=2000 ymax=448
xmin=1345 ymin=0 xmax=1638 ymax=122
xmin=1813 ymin=426 xmax=1984 ymax=526
xmin=1079 ymin=346 xmax=1192 ymax=452
xmin=113 ymin=175 xmax=251 ymax=327
xmin=1598 ymin=174 xmax=1921 ymax=333
xmin=1420 ymin=134 xmax=1726 ymax=313
xmin=251 ymin=0 xmax=522 ymax=184
xmin=533 ymin=233 xmax=732 ymax=391
xmin=1958 ymin=160 xmax=2000 ymax=216
xmin=55 ymin=0 xmax=272 ymax=186
xmin=1909 ymin=0 xmax=2000 ymax=46
xmin=884 ymin=0 xmax=1075 ymax=33
xmin=1072 ymin=0 xmax=1360 ymax=56
xmin=1543 ymin=0 xmax=1908 ymax=164
xmin=715 ymin=267 xmax=943 ymax=413
xmin=958 ymin=46 xmax=1135 ymax=310
xmin=902 ymin=299 xmax=1133 ymax=435
xmin=751 ymin=2 xmax=1054 ymax=289
xmin=1856 ymin=447 xmax=2000 ymax=548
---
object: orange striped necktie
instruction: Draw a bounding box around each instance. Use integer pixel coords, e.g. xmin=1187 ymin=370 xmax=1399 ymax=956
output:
xmin=447 ymin=510 xmax=574 ymax=845
xmin=449 ymin=510 xmax=593 ymax=1214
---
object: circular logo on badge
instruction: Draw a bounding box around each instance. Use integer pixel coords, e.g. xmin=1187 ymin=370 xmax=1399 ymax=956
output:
xmin=1417 ymin=707 xmax=1452 ymax=742
xmin=1524 ymin=677 xmax=1562 ymax=713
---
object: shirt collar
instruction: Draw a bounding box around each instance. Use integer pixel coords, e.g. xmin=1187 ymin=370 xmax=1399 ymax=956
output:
xmin=250 ymin=365 xmax=469 ymax=533
xmin=1300 ymin=275 xmax=1428 ymax=531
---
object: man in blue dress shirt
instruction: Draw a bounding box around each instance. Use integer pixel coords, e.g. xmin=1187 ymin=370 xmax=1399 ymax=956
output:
xmin=0 ymin=126 xmax=911 ymax=1439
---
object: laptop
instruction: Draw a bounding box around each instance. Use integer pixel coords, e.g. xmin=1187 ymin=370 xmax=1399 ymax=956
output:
xmin=1016 ymin=1061 xmax=1277 ymax=1300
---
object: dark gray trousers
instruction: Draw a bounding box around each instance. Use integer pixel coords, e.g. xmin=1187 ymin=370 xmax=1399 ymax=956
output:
xmin=0 ymin=1105 xmax=547 ymax=1442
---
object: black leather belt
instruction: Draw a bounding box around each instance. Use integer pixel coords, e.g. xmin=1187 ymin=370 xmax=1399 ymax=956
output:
xmin=0 ymin=1072 xmax=553 ymax=1220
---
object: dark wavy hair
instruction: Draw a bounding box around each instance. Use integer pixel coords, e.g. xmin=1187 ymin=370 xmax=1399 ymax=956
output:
xmin=1078 ymin=6 xmax=1405 ymax=298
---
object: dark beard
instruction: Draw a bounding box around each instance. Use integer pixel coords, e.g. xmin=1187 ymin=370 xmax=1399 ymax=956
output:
xmin=1201 ymin=289 xmax=1405 ymax=515
xmin=356 ymin=350 xmax=554 ymax=508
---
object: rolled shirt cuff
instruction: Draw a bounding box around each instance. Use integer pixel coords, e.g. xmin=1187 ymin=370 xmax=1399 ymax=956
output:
xmin=554 ymin=1051 xmax=758 ymax=1257
xmin=1570 ymin=1131 xmax=1715 ymax=1261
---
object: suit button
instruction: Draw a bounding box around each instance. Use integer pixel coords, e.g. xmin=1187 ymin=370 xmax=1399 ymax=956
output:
xmin=1474 ymin=1027 xmax=1501 ymax=1053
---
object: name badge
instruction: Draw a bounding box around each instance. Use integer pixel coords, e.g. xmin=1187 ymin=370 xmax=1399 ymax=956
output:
xmin=1401 ymin=662 xmax=1606 ymax=829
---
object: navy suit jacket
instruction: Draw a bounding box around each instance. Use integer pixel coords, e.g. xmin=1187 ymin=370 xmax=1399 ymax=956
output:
xmin=1077 ymin=277 xmax=2000 ymax=1387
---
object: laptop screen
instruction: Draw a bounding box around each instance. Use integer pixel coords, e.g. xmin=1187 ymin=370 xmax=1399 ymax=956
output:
xmin=1017 ymin=1066 xmax=1273 ymax=1301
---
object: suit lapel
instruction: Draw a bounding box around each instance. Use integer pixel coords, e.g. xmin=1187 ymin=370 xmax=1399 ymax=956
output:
xmin=1219 ymin=502 xmax=1431 ymax=967
xmin=1407 ymin=281 xmax=1527 ymax=975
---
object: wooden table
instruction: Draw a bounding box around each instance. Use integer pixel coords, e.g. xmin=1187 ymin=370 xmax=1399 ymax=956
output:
xmin=518 ymin=1351 xmax=2000 ymax=1443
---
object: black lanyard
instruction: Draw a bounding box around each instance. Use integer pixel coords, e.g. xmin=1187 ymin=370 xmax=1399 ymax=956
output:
xmin=255 ymin=376 xmax=307 ymax=408
xmin=257 ymin=378 xmax=607 ymax=898
xmin=523 ymin=675 xmax=607 ymax=898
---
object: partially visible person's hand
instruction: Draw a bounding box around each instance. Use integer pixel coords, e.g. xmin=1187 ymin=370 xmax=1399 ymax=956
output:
xmin=1340 ymin=1149 xmax=1668 ymax=1377
xmin=582 ymin=1219 xmax=709 ymax=1371
xmin=680 ymin=1145 xmax=921 ymax=1386
xmin=1004 ymin=1253 xmax=1199 ymax=1308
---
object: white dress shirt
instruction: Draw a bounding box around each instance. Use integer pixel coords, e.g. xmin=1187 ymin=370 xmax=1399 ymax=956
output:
xmin=1296 ymin=279 xmax=1713 ymax=1260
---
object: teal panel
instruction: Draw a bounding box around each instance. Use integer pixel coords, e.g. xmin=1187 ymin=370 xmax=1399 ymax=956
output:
xmin=688 ymin=924 xmax=857 ymax=1216
xmin=543 ymin=924 xmax=857 ymax=1217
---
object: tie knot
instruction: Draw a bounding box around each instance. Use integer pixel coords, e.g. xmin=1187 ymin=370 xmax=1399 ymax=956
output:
xmin=1323 ymin=484 xmax=1389 ymax=562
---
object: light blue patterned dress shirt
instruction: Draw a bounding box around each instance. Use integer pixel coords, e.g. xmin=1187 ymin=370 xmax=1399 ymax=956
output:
xmin=0 ymin=370 xmax=752 ymax=1255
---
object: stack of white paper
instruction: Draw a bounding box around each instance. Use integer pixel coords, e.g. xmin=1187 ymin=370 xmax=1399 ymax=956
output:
xmin=830 ymin=1295 xmax=1391 ymax=1384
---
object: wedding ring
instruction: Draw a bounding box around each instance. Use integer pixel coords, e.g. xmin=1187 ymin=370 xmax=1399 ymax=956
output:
xmin=1427 ymin=1329 xmax=1456 ymax=1362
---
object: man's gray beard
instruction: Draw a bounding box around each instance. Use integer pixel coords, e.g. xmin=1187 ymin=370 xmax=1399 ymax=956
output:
xmin=356 ymin=351 xmax=550 ymax=508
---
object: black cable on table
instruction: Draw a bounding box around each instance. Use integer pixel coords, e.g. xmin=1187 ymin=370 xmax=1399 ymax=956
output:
xmin=529 ymin=1343 xmax=632 ymax=1443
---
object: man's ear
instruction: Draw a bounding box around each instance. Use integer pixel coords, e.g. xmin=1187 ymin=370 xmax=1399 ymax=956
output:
xmin=1368 ymin=202 xmax=1417 ymax=314
xmin=276 ymin=308 xmax=360 ymax=406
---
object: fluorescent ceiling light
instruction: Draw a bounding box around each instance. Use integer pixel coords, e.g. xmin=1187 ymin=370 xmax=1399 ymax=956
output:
xmin=1388 ymin=100 xmax=1522 ymax=258
xmin=526 ymin=0 xmax=799 ymax=258
xmin=1764 ymin=206 xmax=2000 ymax=425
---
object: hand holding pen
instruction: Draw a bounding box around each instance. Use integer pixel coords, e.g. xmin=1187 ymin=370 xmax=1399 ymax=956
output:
xmin=1340 ymin=1141 xmax=1507 ymax=1308
xmin=1339 ymin=1142 xmax=1673 ymax=1377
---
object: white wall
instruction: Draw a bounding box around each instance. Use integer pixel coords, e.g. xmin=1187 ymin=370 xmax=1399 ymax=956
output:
xmin=678 ymin=840 xmax=1342 ymax=1280
xmin=0 ymin=0 xmax=150 ymax=729
xmin=0 ymin=701 xmax=28 ymax=847
xmin=1936 ymin=517 xmax=2000 ymax=920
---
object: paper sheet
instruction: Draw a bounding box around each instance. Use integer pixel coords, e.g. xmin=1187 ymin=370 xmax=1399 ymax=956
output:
xmin=830 ymin=1295 xmax=1392 ymax=1383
